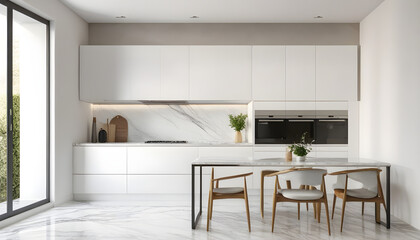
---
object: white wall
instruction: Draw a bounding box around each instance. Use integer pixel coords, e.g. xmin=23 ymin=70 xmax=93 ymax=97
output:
xmin=19 ymin=22 xmax=47 ymax=201
xmin=13 ymin=0 xmax=90 ymax=205
xmin=360 ymin=0 xmax=420 ymax=229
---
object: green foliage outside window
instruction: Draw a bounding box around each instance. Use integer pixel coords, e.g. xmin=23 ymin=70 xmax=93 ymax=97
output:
xmin=0 ymin=95 xmax=20 ymax=202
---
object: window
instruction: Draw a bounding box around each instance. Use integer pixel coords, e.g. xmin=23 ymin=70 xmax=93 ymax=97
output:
xmin=0 ymin=0 xmax=49 ymax=220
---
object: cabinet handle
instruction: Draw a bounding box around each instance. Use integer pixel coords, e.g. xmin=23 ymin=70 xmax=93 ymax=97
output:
xmin=289 ymin=120 xmax=314 ymax=122
xmin=318 ymin=120 xmax=347 ymax=122
xmin=259 ymin=120 xmax=284 ymax=122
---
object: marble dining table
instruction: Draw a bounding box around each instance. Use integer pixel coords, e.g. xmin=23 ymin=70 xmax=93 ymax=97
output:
xmin=191 ymin=157 xmax=391 ymax=230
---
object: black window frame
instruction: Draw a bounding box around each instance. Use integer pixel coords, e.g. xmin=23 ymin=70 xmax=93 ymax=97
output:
xmin=0 ymin=0 xmax=50 ymax=221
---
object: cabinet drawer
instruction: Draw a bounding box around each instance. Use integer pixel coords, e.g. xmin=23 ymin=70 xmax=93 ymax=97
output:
xmin=198 ymin=147 xmax=253 ymax=158
xmin=73 ymin=175 xmax=126 ymax=194
xmin=73 ymin=147 xmax=127 ymax=174
xmin=253 ymin=146 xmax=286 ymax=152
xmin=254 ymin=151 xmax=285 ymax=160
xmin=127 ymin=147 xmax=198 ymax=174
xmin=128 ymin=175 xmax=210 ymax=194
xmin=316 ymin=151 xmax=348 ymax=158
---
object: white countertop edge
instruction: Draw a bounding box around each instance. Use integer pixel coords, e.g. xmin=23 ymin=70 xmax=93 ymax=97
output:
xmin=73 ymin=142 xmax=255 ymax=147
xmin=73 ymin=142 xmax=349 ymax=148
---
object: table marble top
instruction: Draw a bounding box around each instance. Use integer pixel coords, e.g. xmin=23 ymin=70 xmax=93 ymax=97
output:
xmin=192 ymin=157 xmax=391 ymax=167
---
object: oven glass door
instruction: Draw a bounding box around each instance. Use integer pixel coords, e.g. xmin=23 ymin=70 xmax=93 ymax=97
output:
xmin=315 ymin=119 xmax=348 ymax=144
xmin=286 ymin=120 xmax=315 ymax=143
xmin=255 ymin=119 xmax=287 ymax=144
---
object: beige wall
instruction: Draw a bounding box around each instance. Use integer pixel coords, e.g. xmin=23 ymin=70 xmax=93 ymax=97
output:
xmin=89 ymin=23 xmax=359 ymax=45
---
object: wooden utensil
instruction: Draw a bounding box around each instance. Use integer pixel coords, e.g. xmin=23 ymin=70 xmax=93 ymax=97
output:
xmin=110 ymin=115 xmax=128 ymax=142
xmin=108 ymin=124 xmax=116 ymax=142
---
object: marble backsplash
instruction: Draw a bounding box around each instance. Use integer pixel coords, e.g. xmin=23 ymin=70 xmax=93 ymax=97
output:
xmin=92 ymin=104 xmax=249 ymax=143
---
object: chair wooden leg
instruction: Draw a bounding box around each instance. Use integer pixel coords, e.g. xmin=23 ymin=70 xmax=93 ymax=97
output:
xmin=317 ymin=203 xmax=321 ymax=223
xmin=244 ymin=192 xmax=251 ymax=232
xmin=271 ymin=196 xmax=277 ymax=232
xmin=209 ymin=196 xmax=214 ymax=220
xmin=260 ymin=173 xmax=264 ymax=218
xmin=324 ymin=200 xmax=331 ymax=236
xmin=340 ymin=198 xmax=347 ymax=232
xmin=207 ymin=194 xmax=212 ymax=231
xmin=306 ymin=203 xmax=309 ymax=211
xmin=298 ymin=203 xmax=300 ymax=220
xmin=362 ymin=202 xmax=365 ymax=216
xmin=313 ymin=203 xmax=317 ymax=219
xmin=375 ymin=202 xmax=380 ymax=223
xmin=332 ymin=194 xmax=337 ymax=219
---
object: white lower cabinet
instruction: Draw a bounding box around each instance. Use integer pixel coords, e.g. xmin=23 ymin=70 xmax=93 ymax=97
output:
xmin=73 ymin=175 xmax=126 ymax=194
xmin=127 ymin=147 xmax=198 ymax=174
xmin=253 ymin=151 xmax=285 ymax=160
xmin=73 ymin=145 xmax=349 ymax=196
xmin=128 ymin=175 xmax=184 ymax=194
xmin=73 ymin=146 xmax=127 ymax=174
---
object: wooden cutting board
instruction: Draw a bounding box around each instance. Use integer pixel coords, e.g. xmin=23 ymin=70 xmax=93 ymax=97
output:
xmin=110 ymin=115 xmax=128 ymax=142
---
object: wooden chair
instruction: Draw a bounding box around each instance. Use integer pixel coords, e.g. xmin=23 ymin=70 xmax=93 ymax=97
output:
xmin=207 ymin=168 xmax=253 ymax=232
xmin=260 ymin=170 xmax=317 ymax=219
xmin=329 ymin=168 xmax=387 ymax=232
xmin=268 ymin=168 xmax=331 ymax=235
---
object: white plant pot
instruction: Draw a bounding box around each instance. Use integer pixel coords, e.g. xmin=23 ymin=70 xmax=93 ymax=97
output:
xmin=296 ymin=156 xmax=306 ymax=162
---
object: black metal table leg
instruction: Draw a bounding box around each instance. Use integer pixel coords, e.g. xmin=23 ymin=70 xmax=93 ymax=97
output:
xmin=386 ymin=166 xmax=391 ymax=229
xmin=379 ymin=166 xmax=391 ymax=229
xmin=192 ymin=165 xmax=195 ymax=229
xmin=192 ymin=165 xmax=202 ymax=229
xmin=200 ymin=166 xmax=203 ymax=214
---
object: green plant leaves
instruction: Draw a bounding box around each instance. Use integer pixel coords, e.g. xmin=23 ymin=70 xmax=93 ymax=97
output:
xmin=228 ymin=113 xmax=247 ymax=132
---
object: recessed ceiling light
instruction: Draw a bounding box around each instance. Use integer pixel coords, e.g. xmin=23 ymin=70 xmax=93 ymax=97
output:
xmin=116 ymin=16 xmax=126 ymax=19
xmin=190 ymin=16 xmax=199 ymax=19
xmin=314 ymin=15 xmax=323 ymax=19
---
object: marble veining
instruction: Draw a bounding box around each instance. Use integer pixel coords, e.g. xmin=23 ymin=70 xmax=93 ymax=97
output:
xmin=0 ymin=195 xmax=418 ymax=240
xmin=92 ymin=104 xmax=248 ymax=143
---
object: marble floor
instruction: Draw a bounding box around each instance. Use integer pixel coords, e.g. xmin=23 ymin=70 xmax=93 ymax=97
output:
xmin=0 ymin=195 xmax=419 ymax=240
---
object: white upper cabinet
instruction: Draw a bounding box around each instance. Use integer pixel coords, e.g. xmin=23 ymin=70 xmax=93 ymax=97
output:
xmin=316 ymin=46 xmax=358 ymax=101
xmin=80 ymin=46 xmax=133 ymax=102
xmin=80 ymin=45 xmax=358 ymax=103
xmin=285 ymin=46 xmax=316 ymax=101
xmin=252 ymin=46 xmax=286 ymax=100
xmin=189 ymin=46 xmax=252 ymax=101
xmin=80 ymin=46 xmax=161 ymax=102
xmin=129 ymin=46 xmax=161 ymax=100
xmin=161 ymin=46 xmax=190 ymax=100
xmin=80 ymin=46 xmax=189 ymax=102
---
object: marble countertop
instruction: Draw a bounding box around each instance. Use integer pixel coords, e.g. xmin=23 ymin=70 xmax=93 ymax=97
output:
xmin=192 ymin=157 xmax=391 ymax=167
xmin=74 ymin=142 xmax=254 ymax=147
xmin=74 ymin=142 xmax=349 ymax=148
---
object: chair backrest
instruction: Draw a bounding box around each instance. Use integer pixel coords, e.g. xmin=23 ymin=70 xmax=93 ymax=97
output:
xmin=348 ymin=170 xmax=378 ymax=192
xmin=278 ymin=169 xmax=327 ymax=187
xmin=334 ymin=169 xmax=379 ymax=193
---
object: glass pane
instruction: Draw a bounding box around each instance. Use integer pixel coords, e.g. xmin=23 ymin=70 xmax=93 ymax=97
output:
xmin=12 ymin=10 xmax=47 ymax=210
xmin=0 ymin=4 xmax=7 ymax=215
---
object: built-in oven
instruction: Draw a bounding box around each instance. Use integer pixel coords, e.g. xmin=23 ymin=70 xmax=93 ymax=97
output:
xmin=286 ymin=119 xmax=315 ymax=143
xmin=255 ymin=118 xmax=287 ymax=144
xmin=315 ymin=119 xmax=348 ymax=144
xmin=255 ymin=110 xmax=347 ymax=144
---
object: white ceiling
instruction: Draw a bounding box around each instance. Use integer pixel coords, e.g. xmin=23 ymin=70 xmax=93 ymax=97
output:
xmin=60 ymin=0 xmax=384 ymax=23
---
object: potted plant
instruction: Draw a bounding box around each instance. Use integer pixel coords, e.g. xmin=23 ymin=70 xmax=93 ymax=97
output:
xmin=228 ymin=113 xmax=247 ymax=143
xmin=289 ymin=132 xmax=314 ymax=161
